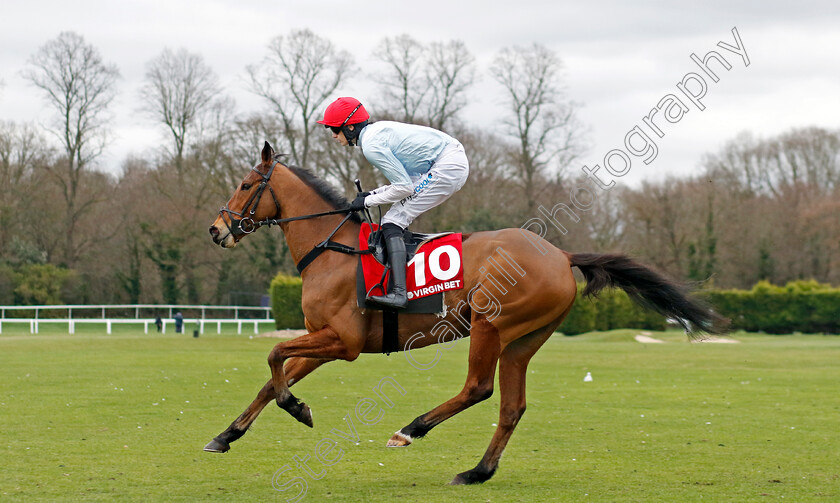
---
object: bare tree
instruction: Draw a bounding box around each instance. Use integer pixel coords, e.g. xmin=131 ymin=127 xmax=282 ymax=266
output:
xmin=138 ymin=49 xmax=228 ymax=302
xmin=372 ymin=34 xmax=428 ymax=122
xmin=702 ymin=132 xmax=761 ymax=195
xmin=705 ymin=127 xmax=840 ymax=284
xmin=491 ymin=43 xmax=584 ymax=213
xmin=620 ymin=178 xmax=699 ymax=277
xmin=247 ymin=29 xmax=353 ymax=169
xmin=22 ymin=31 xmax=120 ymax=266
xmin=705 ymin=127 xmax=840 ymax=199
xmin=140 ymin=48 xmax=221 ymax=175
xmin=0 ymin=121 xmax=48 ymax=187
xmin=188 ymin=95 xmax=237 ymax=209
xmin=424 ymin=40 xmax=476 ymax=130
xmin=309 ymin=129 xmax=383 ymax=196
xmin=195 ymin=111 xmax=286 ymax=200
xmin=371 ymin=36 xmax=476 ymax=129
xmin=576 ymin=182 xmax=627 ymax=251
xmin=0 ymin=121 xmax=51 ymax=260
xmin=138 ymin=51 xmax=227 ymax=305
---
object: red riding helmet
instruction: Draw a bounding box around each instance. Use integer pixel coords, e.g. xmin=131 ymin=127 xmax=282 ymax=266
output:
xmin=317 ymin=97 xmax=370 ymax=127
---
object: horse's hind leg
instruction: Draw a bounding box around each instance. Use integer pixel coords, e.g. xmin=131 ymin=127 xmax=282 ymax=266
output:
xmin=450 ymin=326 xmax=553 ymax=485
xmin=204 ymin=357 xmax=329 ymax=453
xmin=387 ymin=313 xmax=500 ymax=447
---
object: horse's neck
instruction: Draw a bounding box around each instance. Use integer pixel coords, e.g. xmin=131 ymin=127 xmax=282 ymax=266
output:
xmin=275 ymin=171 xmax=361 ymax=267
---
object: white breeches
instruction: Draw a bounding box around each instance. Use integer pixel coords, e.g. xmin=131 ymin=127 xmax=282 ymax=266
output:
xmin=381 ymin=142 xmax=469 ymax=229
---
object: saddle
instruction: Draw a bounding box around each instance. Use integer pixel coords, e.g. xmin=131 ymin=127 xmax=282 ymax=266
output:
xmin=367 ymin=228 xmax=453 ymax=265
xmin=357 ymin=225 xmax=452 ymax=315
xmin=356 ymin=223 xmax=464 ymax=354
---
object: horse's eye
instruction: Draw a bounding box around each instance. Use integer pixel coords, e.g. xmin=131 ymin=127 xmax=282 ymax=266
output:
xmin=241 ymin=183 xmax=252 ymax=190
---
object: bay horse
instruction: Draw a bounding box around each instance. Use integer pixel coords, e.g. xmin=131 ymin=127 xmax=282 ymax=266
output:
xmin=206 ymin=142 xmax=727 ymax=485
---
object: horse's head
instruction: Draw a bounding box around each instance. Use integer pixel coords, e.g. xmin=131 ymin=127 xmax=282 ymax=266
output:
xmin=210 ymin=141 xmax=282 ymax=248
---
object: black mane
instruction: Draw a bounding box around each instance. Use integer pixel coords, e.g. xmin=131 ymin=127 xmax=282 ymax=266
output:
xmin=287 ymin=165 xmax=362 ymax=223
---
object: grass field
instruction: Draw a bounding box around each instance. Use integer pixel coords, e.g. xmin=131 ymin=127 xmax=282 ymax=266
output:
xmin=2 ymin=326 xmax=839 ymax=502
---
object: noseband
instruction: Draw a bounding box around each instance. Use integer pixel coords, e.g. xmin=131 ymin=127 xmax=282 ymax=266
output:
xmin=218 ymin=161 xmax=282 ymax=237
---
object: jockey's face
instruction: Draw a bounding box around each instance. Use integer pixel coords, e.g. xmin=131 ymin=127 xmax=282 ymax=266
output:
xmin=330 ymin=124 xmax=354 ymax=147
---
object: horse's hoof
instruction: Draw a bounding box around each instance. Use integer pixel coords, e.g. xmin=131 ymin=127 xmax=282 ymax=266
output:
xmin=449 ymin=474 xmax=469 ymax=485
xmin=296 ymin=403 xmax=314 ymax=428
xmin=386 ymin=431 xmax=412 ymax=447
xmin=277 ymin=395 xmax=314 ymax=428
xmin=449 ymin=467 xmax=494 ymax=485
xmin=203 ymin=438 xmax=230 ymax=453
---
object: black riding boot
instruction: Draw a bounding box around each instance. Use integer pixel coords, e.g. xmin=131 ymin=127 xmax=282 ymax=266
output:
xmin=368 ymin=232 xmax=408 ymax=310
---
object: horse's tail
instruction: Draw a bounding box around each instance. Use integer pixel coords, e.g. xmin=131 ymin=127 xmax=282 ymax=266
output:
xmin=568 ymin=252 xmax=729 ymax=337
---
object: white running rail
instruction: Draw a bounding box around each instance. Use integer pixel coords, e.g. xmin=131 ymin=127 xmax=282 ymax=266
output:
xmin=0 ymin=304 xmax=274 ymax=335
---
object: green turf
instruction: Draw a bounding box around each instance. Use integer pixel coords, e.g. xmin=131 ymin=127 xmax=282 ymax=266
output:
xmin=1 ymin=328 xmax=839 ymax=502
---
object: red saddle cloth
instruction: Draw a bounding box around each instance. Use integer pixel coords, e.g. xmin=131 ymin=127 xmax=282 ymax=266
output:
xmin=359 ymin=223 xmax=464 ymax=301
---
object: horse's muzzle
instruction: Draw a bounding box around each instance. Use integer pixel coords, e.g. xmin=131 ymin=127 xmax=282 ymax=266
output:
xmin=209 ymin=222 xmax=237 ymax=248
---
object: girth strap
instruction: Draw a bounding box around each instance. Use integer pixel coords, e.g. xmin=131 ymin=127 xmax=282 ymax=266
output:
xmin=382 ymin=310 xmax=399 ymax=355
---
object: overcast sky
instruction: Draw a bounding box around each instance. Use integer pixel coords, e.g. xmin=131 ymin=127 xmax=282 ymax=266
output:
xmin=2 ymin=0 xmax=839 ymax=186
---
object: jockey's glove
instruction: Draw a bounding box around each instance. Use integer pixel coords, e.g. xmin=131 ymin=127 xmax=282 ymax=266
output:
xmin=349 ymin=193 xmax=369 ymax=211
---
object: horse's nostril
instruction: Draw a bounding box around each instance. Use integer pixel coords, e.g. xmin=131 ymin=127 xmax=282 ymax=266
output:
xmin=209 ymin=226 xmax=219 ymax=237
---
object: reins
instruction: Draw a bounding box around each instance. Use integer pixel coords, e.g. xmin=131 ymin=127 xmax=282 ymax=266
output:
xmin=218 ymin=159 xmax=371 ymax=273
xmin=253 ymin=207 xmax=354 ymax=227
xmin=254 ymin=207 xmax=372 ymax=274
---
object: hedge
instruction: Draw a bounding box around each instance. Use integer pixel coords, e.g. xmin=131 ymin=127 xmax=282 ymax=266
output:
xmin=269 ymin=273 xmax=305 ymax=329
xmin=560 ymin=285 xmax=667 ymax=335
xmin=702 ymin=280 xmax=840 ymax=334
xmin=2 ymin=264 xmax=78 ymax=305
xmin=561 ymin=279 xmax=840 ymax=335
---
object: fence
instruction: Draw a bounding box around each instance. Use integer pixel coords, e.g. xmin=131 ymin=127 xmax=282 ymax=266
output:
xmin=0 ymin=304 xmax=274 ymax=335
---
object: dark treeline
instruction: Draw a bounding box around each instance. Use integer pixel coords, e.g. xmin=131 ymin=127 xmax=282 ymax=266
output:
xmin=2 ymin=30 xmax=838 ymax=306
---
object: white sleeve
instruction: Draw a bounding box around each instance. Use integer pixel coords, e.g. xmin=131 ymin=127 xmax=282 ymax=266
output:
xmin=364 ymin=184 xmax=414 ymax=207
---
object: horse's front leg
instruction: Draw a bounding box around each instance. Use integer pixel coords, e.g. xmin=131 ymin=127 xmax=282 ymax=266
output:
xmin=268 ymin=326 xmax=360 ymax=427
xmin=204 ymin=357 xmax=330 ymax=453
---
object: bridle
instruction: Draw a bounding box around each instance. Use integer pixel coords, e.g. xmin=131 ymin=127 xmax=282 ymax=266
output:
xmin=217 ymin=160 xmax=369 ymax=272
xmin=218 ymin=160 xmax=283 ymax=238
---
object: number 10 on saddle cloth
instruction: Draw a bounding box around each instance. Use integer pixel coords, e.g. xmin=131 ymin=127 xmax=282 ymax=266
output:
xmin=358 ymin=223 xmax=464 ymax=301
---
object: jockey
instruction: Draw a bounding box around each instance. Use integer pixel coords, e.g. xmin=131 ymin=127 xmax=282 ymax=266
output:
xmin=318 ymin=96 xmax=470 ymax=309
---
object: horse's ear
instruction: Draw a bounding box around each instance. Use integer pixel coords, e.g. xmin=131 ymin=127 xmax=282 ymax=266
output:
xmin=261 ymin=141 xmax=274 ymax=163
